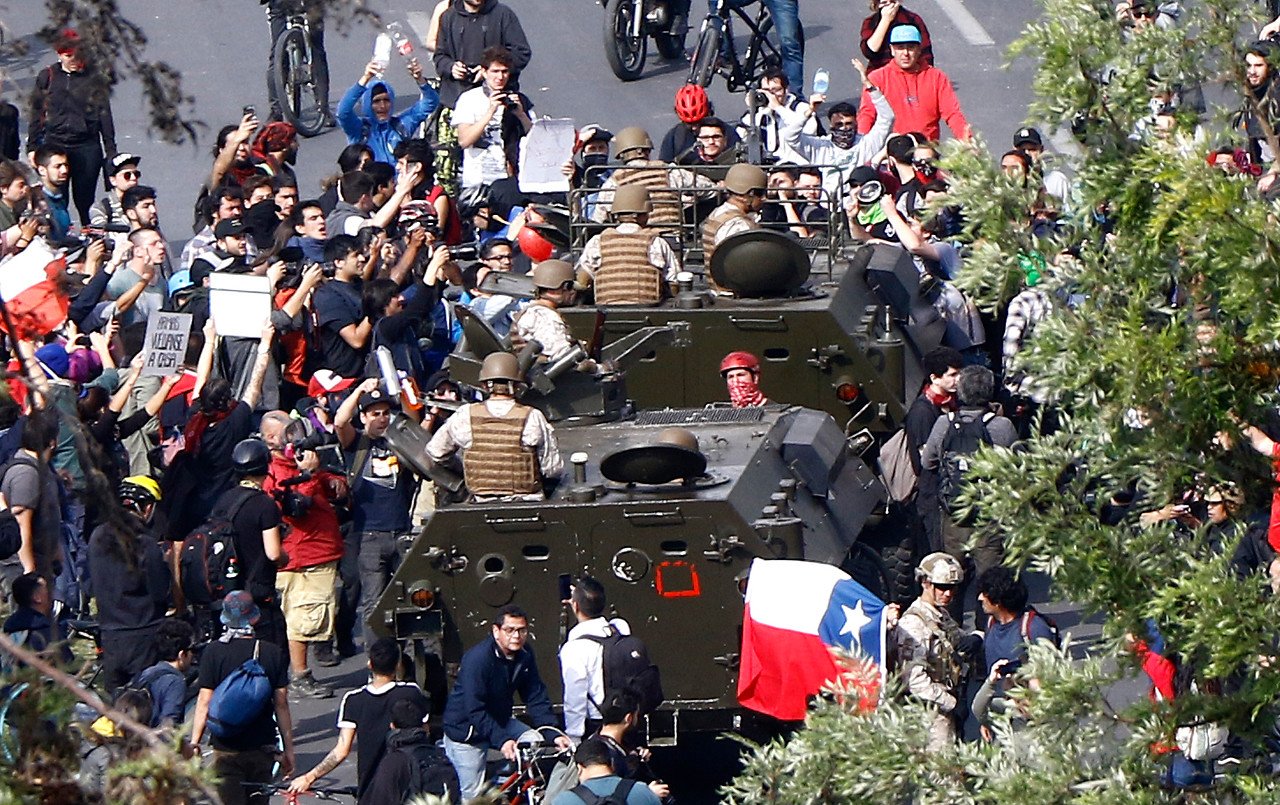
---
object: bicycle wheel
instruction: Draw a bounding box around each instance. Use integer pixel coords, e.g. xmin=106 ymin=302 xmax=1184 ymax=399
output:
xmin=603 ymin=0 xmax=647 ymax=81
xmin=271 ymin=26 xmax=325 ymax=137
xmin=686 ymin=21 xmax=721 ymax=87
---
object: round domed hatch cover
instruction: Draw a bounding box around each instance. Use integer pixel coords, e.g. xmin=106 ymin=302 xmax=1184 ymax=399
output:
xmin=709 ymin=229 xmax=811 ymax=298
xmin=456 ymin=304 xmax=506 ymax=359
xmin=600 ymin=444 xmax=708 ymax=485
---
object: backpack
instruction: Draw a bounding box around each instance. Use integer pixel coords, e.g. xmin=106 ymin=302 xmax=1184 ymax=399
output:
xmin=178 ymin=487 xmax=257 ymax=607
xmin=936 ymin=411 xmax=995 ymax=521
xmin=876 ymin=428 xmax=918 ymax=503
xmin=987 ymin=607 xmax=1062 ymax=650
xmin=399 ymin=742 xmax=461 ymax=802
xmin=569 ymin=778 xmax=638 ymax=805
xmin=0 ymin=455 xmax=39 ymax=562
xmin=207 ymin=641 xmax=273 ymax=739
xmin=583 ymin=626 xmax=664 ymax=716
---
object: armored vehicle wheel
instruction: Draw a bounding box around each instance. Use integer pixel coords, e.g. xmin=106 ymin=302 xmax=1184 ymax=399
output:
xmin=845 ymin=508 xmax=919 ymax=605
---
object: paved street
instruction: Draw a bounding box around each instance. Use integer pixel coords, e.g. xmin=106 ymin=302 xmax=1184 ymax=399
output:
xmin=1 ymin=0 xmax=1111 ymax=800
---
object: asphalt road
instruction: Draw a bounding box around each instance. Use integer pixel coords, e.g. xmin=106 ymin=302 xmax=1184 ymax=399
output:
xmin=1 ymin=0 xmax=1106 ymax=800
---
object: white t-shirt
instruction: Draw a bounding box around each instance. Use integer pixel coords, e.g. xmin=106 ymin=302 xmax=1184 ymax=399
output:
xmin=454 ymin=86 xmax=512 ymax=189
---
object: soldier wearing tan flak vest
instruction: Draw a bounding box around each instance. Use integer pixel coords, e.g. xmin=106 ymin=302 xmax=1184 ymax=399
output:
xmin=426 ymin=352 xmax=564 ymax=501
xmin=702 ymin=163 xmax=767 ymax=268
xmin=591 ymin=127 xmax=709 ymax=227
xmin=576 ymin=185 xmax=681 ymax=305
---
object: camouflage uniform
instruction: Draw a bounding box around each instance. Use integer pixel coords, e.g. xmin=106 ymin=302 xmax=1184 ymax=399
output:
xmin=897 ymin=596 xmax=965 ymax=751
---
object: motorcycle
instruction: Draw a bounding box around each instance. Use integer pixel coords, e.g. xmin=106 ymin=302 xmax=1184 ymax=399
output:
xmin=602 ymin=0 xmax=688 ymax=81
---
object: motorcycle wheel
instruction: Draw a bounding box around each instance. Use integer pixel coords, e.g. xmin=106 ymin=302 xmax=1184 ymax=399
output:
xmin=654 ymin=22 xmax=687 ymax=60
xmin=603 ymin=0 xmax=647 ymax=81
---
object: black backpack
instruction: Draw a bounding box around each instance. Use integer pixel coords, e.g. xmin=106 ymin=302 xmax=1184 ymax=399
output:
xmin=584 ymin=626 xmax=664 ymax=716
xmin=178 ymin=487 xmax=257 ymax=606
xmin=570 ymin=778 xmax=637 ymax=805
xmin=400 ymin=742 xmax=461 ymax=802
xmin=936 ymin=411 xmax=995 ymax=521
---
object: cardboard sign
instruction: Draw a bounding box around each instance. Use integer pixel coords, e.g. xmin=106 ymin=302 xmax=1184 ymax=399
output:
xmin=209 ymin=273 xmax=271 ymax=339
xmin=141 ymin=311 xmax=192 ymax=376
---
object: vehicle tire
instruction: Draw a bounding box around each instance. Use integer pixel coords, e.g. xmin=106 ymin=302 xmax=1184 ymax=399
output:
xmin=686 ymin=23 xmax=721 ymax=87
xmin=654 ymin=26 xmax=687 ymax=60
xmin=270 ymin=27 xmax=325 ymax=138
xmin=603 ymin=0 xmax=647 ymax=82
xmin=846 ymin=505 xmax=920 ymax=604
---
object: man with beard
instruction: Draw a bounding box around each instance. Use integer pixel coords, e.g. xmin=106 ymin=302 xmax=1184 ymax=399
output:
xmin=181 ymin=184 xmax=249 ymax=272
xmin=676 ymin=118 xmax=736 ymax=167
xmin=1238 ymin=40 xmax=1280 ymax=169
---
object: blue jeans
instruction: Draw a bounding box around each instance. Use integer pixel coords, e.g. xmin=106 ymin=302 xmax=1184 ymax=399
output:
xmin=444 ymin=722 xmax=540 ymax=800
xmin=715 ymin=0 xmax=804 ymax=91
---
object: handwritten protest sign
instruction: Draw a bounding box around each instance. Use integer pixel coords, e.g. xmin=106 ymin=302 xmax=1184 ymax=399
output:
xmin=519 ymin=118 xmax=577 ymax=193
xmin=141 ymin=311 xmax=192 ymax=377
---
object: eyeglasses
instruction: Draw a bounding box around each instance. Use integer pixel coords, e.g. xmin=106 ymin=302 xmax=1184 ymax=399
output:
xmin=697 ymin=134 xmax=725 ymax=141
xmin=1131 ymin=8 xmax=1154 ymax=17
xmin=119 ymin=170 xmax=141 ymax=180
xmin=500 ymin=625 xmax=528 ymax=635
xmin=487 ymin=253 xmax=514 ymax=262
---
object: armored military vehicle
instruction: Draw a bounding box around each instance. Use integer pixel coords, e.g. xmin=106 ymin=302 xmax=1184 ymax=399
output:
xmin=371 ymin=404 xmax=911 ymax=742
xmin=474 ymin=239 xmax=947 ymax=432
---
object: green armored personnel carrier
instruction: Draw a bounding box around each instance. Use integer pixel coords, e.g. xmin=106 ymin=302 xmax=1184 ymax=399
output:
xmin=371 ymin=404 xmax=908 ymax=742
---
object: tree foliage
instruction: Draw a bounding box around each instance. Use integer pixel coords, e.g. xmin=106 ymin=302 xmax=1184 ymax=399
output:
xmin=727 ymin=0 xmax=1280 ymax=800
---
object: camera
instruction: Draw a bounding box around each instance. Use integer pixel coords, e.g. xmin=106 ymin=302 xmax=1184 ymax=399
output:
xmin=855 ymin=180 xmax=885 ymax=206
xmin=450 ymin=241 xmax=482 ymax=262
xmin=273 ymin=471 xmax=314 ymax=519
xmin=747 ymin=89 xmax=770 ymax=109
xmin=500 ymin=94 xmax=518 ymax=110
xmin=243 ymin=104 xmax=256 ymax=117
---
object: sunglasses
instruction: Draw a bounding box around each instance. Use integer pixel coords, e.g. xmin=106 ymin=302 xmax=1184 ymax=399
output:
xmin=118 ymin=170 xmax=141 ymax=180
xmin=932 ymin=583 xmax=958 ymax=592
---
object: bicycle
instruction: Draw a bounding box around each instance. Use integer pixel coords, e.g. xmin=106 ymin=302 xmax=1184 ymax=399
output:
xmin=269 ymin=0 xmax=329 ymax=138
xmin=244 ymin=782 xmax=358 ymax=803
xmin=493 ymin=728 xmax=574 ymax=804
xmin=686 ymin=0 xmax=781 ymax=92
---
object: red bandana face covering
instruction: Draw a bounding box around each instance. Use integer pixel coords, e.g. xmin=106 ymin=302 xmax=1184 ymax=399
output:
xmin=923 ymin=384 xmax=954 ymax=410
xmin=728 ymin=373 xmax=766 ymax=408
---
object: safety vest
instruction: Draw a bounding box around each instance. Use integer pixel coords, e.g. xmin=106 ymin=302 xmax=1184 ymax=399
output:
xmin=462 ymin=402 xmax=541 ymax=498
xmin=612 ymin=162 xmax=682 ymax=227
xmin=596 ymin=229 xmax=663 ymax=305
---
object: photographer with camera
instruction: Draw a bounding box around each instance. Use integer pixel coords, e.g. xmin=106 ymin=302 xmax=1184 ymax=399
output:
xmin=453 ymin=46 xmax=534 ymax=190
xmin=365 ymin=235 xmax=459 ymax=389
xmin=262 ymin=414 xmax=348 ymax=697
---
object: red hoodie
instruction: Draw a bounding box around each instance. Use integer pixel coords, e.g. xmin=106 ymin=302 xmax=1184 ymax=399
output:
xmin=857 ymin=60 xmax=970 ymax=143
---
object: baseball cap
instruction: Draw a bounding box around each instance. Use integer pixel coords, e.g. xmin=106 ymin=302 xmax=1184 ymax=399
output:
xmin=580 ymin=124 xmax=613 ymax=145
xmin=888 ymin=25 xmax=922 ymax=45
xmin=307 ymin=369 xmax=356 ymax=398
xmin=1013 ymin=127 xmax=1044 ymax=149
xmin=220 ymin=590 xmax=261 ymax=628
xmin=214 ymin=218 xmax=247 ymax=239
xmin=358 ymin=388 xmax=395 ymax=412
xmin=108 ymin=153 xmax=141 ymax=175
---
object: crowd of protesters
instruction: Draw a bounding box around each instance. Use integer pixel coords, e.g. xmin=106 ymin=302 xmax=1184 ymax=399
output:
xmin=3 ymin=0 xmax=1280 ymax=801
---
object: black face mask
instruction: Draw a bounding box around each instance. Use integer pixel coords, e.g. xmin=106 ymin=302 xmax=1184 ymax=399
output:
xmin=831 ymin=128 xmax=858 ymax=149
xmin=583 ymin=153 xmax=609 ymax=169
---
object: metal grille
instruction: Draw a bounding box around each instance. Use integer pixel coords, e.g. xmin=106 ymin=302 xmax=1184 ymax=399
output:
xmin=633 ymin=407 xmax=766 ymax=426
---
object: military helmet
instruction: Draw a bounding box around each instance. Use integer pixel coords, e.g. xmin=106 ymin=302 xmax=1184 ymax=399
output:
xmin=612 ymin=185 xmax=652 ymax=216
xmin=723 ymin=163 xmax=768 ymax=195
xmin=656 ymin=427 xmax=699 ymax=452
xmin=478 ymin=352 xmax=524 ymax=384
xmin=532 ymin=259 xmax=576 ymax=290
xmin=916 ymin=552 xmax=964 ymax=585
xmin=613 ymin=126 xmax=654 ymax=159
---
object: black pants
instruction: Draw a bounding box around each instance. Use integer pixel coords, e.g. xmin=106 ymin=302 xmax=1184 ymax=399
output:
xmin=253 ymin=601 xmax=288 ymax=652
xmin=59 ymin=141 xmax=104 ymax=225
xmin=334 ymin=524 xmax=361 ymax=651
xmin=266 ymin=0 xmax=330 ymax=118
xmin=100 ymin=626 xmax=159 ymax=695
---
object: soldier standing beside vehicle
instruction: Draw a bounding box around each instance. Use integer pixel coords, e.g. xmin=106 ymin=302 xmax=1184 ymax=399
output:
xmin=575 ymin=186 xmax=680 ymax=305
xmin=896 ymin=552 xmax=972 ymax=751
xmin=426 ymin=351 xmax=563 ymax=501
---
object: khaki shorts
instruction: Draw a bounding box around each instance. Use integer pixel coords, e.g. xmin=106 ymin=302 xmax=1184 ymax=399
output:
xmin=276 ymin=561 xmax=337 ymax=643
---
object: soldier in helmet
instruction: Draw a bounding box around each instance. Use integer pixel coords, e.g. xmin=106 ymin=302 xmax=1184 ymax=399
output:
xmin=591 ymin=126 xmax=711 ymax=226
xmin=575 ymin=185 xmax=681 ymax=305
xmin=426 ymin=352 xmax=563 ymax=501
xmin=702 ymin=163 xmax=766 ymax=265
xmin=512 ymin=260 xmax=596 ymax=371
xmin=720 ymin=351 xmax=770 ymax=408
xmin=896 ymin=551 xmax=971 ymax=751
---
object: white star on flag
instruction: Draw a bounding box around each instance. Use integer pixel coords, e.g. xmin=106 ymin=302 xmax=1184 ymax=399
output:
xmin=839 ymin=600 xmax=872 ymax=653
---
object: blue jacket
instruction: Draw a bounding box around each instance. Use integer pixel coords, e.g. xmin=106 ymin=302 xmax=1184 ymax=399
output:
xmin=442 ymin=637 xmax=556 ymax=747
xmin=337 ymin=80 xmax=440 ymax=165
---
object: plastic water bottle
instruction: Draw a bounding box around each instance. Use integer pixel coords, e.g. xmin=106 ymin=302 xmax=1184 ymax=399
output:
xmin=812 ymin=68 xmax=830 ymax=95
xmin=372 ymin=33 xmax=392 ymax=71
xmin=387 ymin=21 xmax=414 ymax=56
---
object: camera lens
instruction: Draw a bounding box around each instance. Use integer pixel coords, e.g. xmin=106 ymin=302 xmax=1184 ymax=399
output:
xmin=856 ymin=180 xmax=885 ymax=205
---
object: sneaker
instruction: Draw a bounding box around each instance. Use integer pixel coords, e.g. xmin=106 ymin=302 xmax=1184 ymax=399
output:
xmin=290 ymin=671 xmax=334 ymax=699
xmin=313 ymin=642 xmax=340 ymax=668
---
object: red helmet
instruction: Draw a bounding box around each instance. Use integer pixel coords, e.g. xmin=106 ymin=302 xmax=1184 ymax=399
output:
xmin=675 ymin=84 xmax=711 ymax=124
xmin=517 ymin=226 xmax=555 ymax=262
xmin=719 ymin=351 xmax=760 ymax=376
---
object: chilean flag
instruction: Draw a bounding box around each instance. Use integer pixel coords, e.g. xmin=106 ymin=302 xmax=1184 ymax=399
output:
xmin=0 ymin=238 xmax=69 ymax=337
xmin=737 ymin=559 xmax=887 ymax=721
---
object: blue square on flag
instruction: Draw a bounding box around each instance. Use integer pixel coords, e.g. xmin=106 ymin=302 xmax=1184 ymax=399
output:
xmin=817 ymin=579 xmax=885 ymax=665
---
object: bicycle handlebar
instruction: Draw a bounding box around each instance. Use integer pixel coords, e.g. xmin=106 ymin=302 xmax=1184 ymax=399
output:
xmin=242 ymin=782 xmax=359 ymax=800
